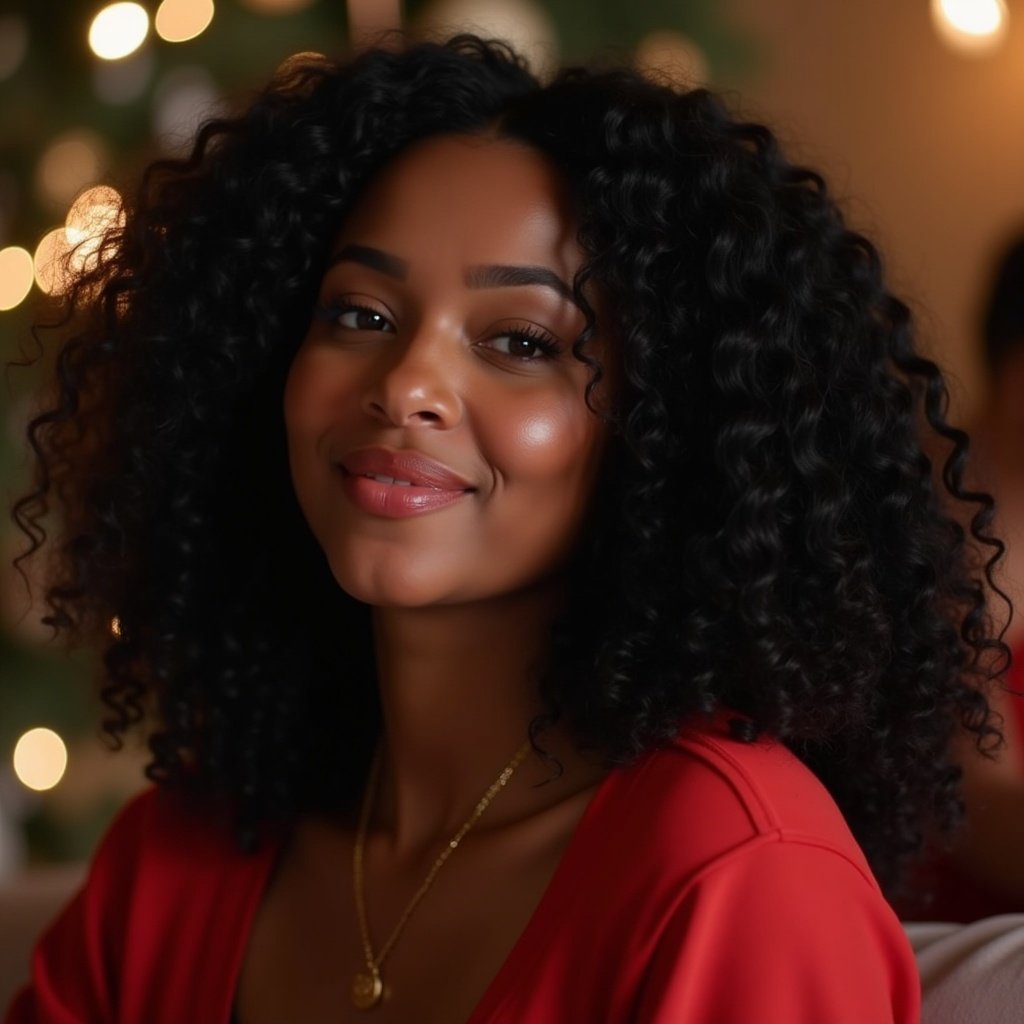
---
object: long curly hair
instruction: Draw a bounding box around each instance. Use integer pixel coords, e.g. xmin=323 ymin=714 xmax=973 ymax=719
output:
xmin=13 ymin=34 xmax=1003 ymax=888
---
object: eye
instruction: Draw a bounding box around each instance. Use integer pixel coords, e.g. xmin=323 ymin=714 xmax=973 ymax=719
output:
xmin=481 ymin=325 xmax=561 ymax=363
xmin=315 ymin=301 xmax=396 ymax=333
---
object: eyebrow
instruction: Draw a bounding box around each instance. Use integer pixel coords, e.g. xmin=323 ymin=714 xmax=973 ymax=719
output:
xmin=327 ymin=247 xmax=580 ymax=309
xmin=465 ymin=264 xmax=577 ymax=305
xmin=328 ymin=244 xmax=408 ymax=279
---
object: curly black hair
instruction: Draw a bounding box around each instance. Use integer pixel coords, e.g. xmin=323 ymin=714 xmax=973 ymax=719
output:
xmin=13 ymin=34 xmax=1004 ymax=888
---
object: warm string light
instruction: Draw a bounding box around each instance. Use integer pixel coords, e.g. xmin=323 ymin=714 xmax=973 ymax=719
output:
xmin=417 ymin=0 xmax=557 ymax=79
xmin=634 ymin=30 xmax=709 ymax=88
xmin=0 ymin=246 xmax=34 ymax=311
xmin=35 ymin=130 xmax=107 ymax=209
xmin=155 ymin=0 xmax=216 ymax=44
xmin=89 ymin=2 xmax=150 ymax=61
xmin=31 ymin=184 xmax=125 ymax=298
xmin=0 ymin=15 xmax=28 ymax=82
xmin=33 ymin=228 xmax=72 ymax=296
xmin=65 ymin=185 xmax=124 ymax=272
xmin=931 ymin=0 xmax=1008 ymax=55
xmin=27 ymin=0 xmax=313 ymax=314
xmin=13 ymin=728 xmax=68 ymax=792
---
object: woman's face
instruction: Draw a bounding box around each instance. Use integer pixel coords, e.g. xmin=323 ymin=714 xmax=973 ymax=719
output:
xmin=284 ymin=134 xmax=609 ymax=608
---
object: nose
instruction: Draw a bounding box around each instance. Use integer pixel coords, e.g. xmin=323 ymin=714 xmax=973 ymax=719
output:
xmin=362 ymin=324 xmax=463 ymax=430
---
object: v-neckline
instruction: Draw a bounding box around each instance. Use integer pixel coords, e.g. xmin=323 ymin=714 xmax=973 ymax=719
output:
xmin=226 ymin=754 xmax=630 ymax=1024
xmin=462 ymin=758 xmax=627 ymax=1022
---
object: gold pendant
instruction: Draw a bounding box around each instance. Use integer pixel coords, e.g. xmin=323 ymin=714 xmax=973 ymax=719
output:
xmin=352 ymin=968 xmax=383 ymax=1010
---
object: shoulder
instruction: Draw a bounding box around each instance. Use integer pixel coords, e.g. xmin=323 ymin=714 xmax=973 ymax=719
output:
xmin=614 ymin=718 xmax=920 ymax=1021
xmin=33 ymin=786 xmax=278 ymax=1022
xmin=601 ymin=713 xmax=875 ymax=887
xmin=510 ymin=716 xmax=920 ymax=1022
xmin=89 ymin=784 xmax=283 ymax=933
xmin=64 ymin=784 xmax=272 ymax=961
xmin=7 ymin=786 xmax=278 ymax=1024
xmin=88 ymin=784 xmax=246 ymax=889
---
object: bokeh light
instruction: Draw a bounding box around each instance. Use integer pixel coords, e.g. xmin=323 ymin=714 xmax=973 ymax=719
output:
xmin=156 ymin=0 xmax=216 ymax=44
xmin=33 ymin=227 xmax=73 ymax=296
xmin=35 ymin=130 xmax=107 ymax=209
xmin=274 ymin=49 xmax=329 ymax=79
xmin=634 ymin=31 xmax=709 ymax=88
xmin=65 ymin=184 xmax=125 ymax=275
xmin=0 ymin=15 xmax=28 ymax=83
xmin=13 ymin=728 xmax=68 ymax=792
xmin=932 ymin=0 xmax=1008 ymax=54
xmin=417 ymin=0 xmax=558 ymax=79
xmin=0 ymin=246 xmax=34 ymax=311
xmin=89 ymin=2 xmax=151 ymax=61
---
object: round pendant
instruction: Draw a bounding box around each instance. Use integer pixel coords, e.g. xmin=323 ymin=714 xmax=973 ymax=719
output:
xmin=352 ymin=968 xmax=384 ymax=1010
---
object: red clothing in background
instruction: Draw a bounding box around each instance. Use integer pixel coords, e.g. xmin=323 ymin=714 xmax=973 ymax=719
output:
xmin=898 ymin=641 xmax=1024 ymax=924
xmin=7 ymin=718 xmax=920 ymax=1023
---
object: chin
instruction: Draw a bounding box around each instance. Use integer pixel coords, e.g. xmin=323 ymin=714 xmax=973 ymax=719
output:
xmin=324 ymin=550 xmax=560 ymax=611
xmin=326 ymin=552 xmax=461 ymax=609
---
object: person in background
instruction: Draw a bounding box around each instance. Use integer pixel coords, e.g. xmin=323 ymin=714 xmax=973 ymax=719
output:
xmin=5 ymin=34 xmax=1004 ymax=1024
xmin=909 ymin=233 xmax=1024 ymax=922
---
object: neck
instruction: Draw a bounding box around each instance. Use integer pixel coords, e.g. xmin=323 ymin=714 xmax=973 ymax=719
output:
xmin=368 ymin=581 xmax=582 ymax=854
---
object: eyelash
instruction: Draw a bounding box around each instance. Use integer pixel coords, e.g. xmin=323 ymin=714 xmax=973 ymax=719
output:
xmin=488 ymin=323 xmax=562 ymax=363
xmin=313 ymin=300 xmax=562 ymax=363
xmin=314 ymin=301 xmax=394 ymax=332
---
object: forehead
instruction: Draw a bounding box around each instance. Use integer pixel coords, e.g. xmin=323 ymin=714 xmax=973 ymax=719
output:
xmin=337 ymin=134 xmax=582 ymax=274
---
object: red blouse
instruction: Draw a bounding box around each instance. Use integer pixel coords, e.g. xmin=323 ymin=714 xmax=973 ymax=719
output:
xmin=6 ymin=719 xmax=920 ymax=1023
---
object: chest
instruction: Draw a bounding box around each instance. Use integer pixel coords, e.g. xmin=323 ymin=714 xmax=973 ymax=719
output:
xmin=233 ymin=811 xmax=585 ymax=1024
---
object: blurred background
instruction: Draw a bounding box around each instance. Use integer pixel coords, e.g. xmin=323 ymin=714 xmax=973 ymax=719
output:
xmin=0 ymin=0 xmax=1022 ymax=876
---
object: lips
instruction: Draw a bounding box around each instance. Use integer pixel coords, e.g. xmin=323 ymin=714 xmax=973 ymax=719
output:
xmin=338 ymin=447 xmax=476 ymax=518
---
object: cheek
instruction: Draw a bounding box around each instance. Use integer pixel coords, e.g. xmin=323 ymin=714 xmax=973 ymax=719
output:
xmin=487 ymin=397 xmax=605 ymax=489
xmin=283 ymin=346 xmax=327 ymax=442
xmin=514 ymin=413 xmax=560 ymax=451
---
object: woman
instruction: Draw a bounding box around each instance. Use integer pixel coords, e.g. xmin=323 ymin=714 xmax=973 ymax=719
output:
xmin=6 ymin=35 xmax=1001 ymax=1023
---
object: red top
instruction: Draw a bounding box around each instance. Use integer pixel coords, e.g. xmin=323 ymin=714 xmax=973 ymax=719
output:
xmin=6 ymin=719 xmax=920 ymax=1024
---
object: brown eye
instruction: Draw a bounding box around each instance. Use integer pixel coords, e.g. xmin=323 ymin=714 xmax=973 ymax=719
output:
xmin=483 ymin=327 xmax=561 ymax=362
xmin=336 ymin=304 xmax=395 ymax=332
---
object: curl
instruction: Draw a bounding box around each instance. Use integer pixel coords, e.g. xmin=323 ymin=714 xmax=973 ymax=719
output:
xmin=12 ymin=37 xmax=1003 ymax=886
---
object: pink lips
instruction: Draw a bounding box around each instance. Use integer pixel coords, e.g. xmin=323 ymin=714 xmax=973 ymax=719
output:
xmin=339 ymin=447 xmax=476 ymax=518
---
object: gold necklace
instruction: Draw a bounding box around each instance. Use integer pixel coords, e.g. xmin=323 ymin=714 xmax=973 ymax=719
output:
xmin=351 ymin=740 xmax=533 ymax=1010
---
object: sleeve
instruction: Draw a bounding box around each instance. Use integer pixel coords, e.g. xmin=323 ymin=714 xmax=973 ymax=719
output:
xmin=633 ymin=837 xmax=922 ymax=1024
xmin=3 ymin=792 xmax=153 ymax=1024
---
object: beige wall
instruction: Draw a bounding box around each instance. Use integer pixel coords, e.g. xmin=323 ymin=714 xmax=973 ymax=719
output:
xmin=723 ymin=0 xmax=1024 ymax=419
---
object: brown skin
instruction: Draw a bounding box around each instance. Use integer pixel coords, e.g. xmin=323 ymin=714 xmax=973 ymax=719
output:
xmin=235 ymin=136 xmax=612 ymax=1023
xmin=952 ymin=347 xmax=1024 ymax=898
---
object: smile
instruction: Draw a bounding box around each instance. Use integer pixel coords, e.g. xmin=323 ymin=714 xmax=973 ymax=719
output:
xmin=338 ymin=447 xmax=476 ymax=518
xmin=363 ymin=473 xmax=414 ymax=486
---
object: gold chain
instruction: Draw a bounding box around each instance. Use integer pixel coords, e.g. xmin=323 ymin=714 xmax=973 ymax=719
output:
xmin=350 ymin=740 xmax=533 ymax=1010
